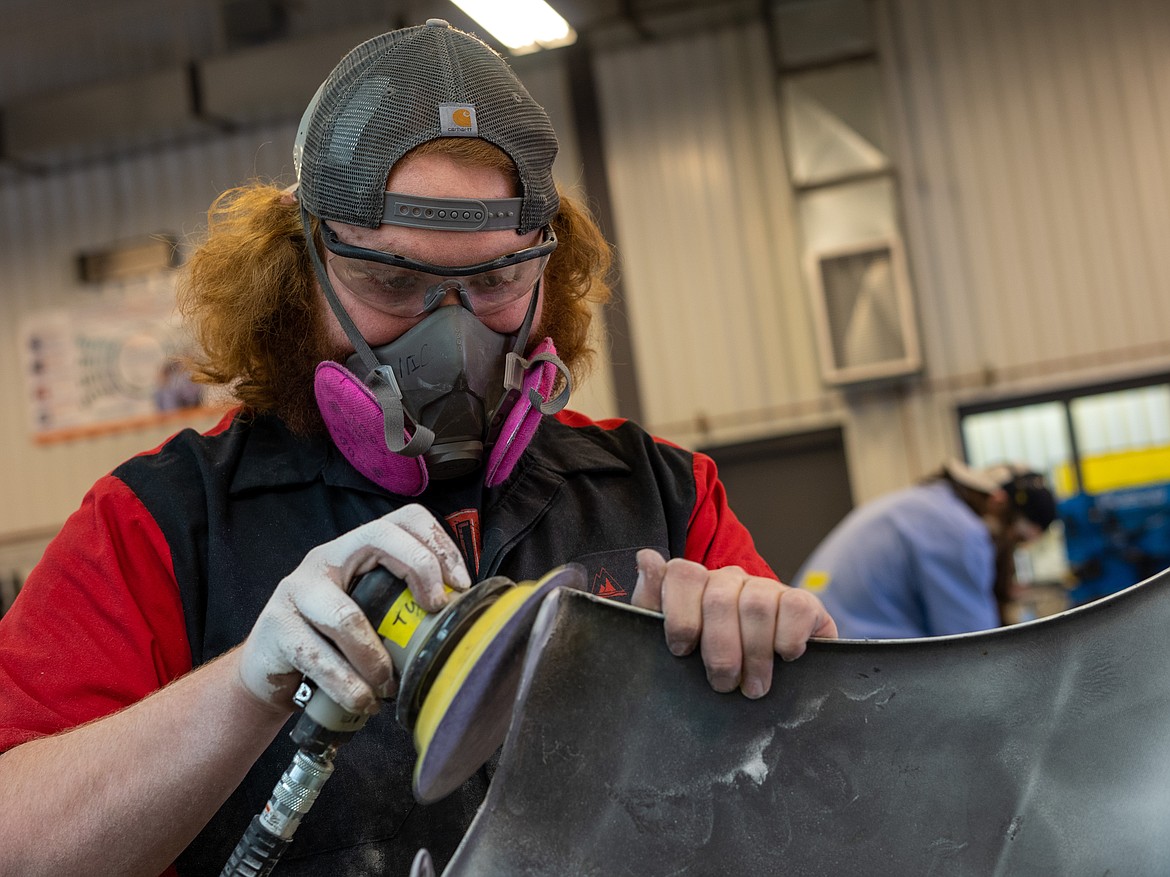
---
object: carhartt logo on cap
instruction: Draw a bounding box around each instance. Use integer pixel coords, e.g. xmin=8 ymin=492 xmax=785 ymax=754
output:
xmin=439 ymin=103 xmax=478 ymax=136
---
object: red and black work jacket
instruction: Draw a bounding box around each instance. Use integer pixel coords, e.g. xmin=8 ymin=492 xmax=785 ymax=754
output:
xmin=0 ymin=408 xmax=771 ymax=876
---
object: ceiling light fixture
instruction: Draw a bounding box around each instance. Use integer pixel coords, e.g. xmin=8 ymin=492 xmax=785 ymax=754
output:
xmin=449 ymin=0 xmax=576 ymax=54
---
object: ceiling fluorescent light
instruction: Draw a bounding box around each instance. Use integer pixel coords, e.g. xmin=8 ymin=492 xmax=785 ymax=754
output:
xmin=450 ymin=0 xmax=576 ymax=54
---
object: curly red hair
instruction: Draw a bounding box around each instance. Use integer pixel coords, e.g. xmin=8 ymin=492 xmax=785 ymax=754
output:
xmin=178 ymin=138 xmax=613 ymax=433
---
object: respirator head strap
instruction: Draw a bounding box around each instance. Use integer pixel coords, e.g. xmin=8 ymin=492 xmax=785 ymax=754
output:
xmin=498 ymin=278 xmax=569 ymax=418
xmin=304 ymin=205 xmax=433 ymax=458
xmin=368 ymin=366 xmax=435 ymax=456
xmin=304 ymin=206 xmax=380 ymax=376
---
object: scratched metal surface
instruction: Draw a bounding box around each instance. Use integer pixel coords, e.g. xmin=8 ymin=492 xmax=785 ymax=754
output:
xmin=441 ymin=568 xmax=1170 ymax=876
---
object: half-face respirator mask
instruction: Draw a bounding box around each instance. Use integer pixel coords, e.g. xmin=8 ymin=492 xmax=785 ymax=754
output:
xmin=306 ymin=207 xmax=571 ymax=495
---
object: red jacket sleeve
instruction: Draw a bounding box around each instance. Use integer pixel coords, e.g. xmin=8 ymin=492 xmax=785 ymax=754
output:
xmin=0 ymin=474 xmax=191 ymax=752
xmin=683 ymin=452 xmax=778 ymax=580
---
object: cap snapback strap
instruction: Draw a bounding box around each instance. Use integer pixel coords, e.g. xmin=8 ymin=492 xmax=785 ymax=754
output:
xmin=382 ymin=193 xmax=524 ymax=230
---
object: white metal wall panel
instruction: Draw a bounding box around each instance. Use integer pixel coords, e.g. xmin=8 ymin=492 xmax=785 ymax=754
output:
xmin=592 ymin=24 xmax=835 ymax=447
xmin=884 ymin=0 xmax=1170 ymax=389
xmin=0 ymin=123 xmax=298 ymax=539
xmin=820 ymin=0 xmax=1170 ymax=503
xmin=513 ymin=53 xmax=620 ymax=420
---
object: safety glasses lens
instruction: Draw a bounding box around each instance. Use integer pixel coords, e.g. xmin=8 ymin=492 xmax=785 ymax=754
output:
xmin=329 ymin=253 xmax=549 ymax=316
xmin=321 ymin=225 xmax=555 ymax=317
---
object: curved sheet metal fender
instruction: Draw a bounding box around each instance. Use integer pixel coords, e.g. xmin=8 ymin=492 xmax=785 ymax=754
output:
xmin=440 ymin=567 xmax=1170 ymax=876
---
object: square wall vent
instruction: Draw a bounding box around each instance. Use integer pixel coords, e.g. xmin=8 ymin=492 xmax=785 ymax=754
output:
xmin=807 ymin=236 xmax=921 ymax=385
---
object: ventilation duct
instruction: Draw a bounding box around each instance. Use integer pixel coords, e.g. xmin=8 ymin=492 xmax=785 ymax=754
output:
xmin=199 ymin=25 xmax=381 ymax=125
xmin=4 ymin=68 xmax=207 ymax=167
xmin=1 ymin=24 xmax=388 ymax=170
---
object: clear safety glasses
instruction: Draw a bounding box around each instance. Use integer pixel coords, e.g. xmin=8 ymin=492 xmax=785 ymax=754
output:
xmin=321 ymin=222 xmax=557 ymax=317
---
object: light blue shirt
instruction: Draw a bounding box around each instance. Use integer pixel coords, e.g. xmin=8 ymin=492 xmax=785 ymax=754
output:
xmin=796 ymin=480 xmax=999 ymax=639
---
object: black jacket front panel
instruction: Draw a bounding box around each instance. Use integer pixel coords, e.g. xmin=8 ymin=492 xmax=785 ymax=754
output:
xmin=114 ymin=412 xmax=697 ymax=875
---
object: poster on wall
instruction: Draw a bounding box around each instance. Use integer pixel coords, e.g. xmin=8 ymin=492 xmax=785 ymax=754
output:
xmin=20 ymin=274 xmax=213 ymax=442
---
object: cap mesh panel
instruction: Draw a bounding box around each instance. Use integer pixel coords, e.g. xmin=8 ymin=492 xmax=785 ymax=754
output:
xmin=299 ymin=23 xmax=558 ymax=233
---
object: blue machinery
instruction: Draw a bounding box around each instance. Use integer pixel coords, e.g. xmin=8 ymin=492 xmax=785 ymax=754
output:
xmin=1059 ymin=480 xmax=1170 ymax=605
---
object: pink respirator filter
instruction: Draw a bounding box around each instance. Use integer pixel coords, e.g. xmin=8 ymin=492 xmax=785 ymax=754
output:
xmin=314 ymin=337 xmax=560 ymax=496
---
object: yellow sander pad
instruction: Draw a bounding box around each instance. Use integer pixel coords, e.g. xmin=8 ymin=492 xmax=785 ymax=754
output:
xmin=410 ymin=564 xmax=585 ymax=803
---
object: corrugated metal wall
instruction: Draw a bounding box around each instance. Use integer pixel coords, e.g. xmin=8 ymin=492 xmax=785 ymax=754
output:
xmin=586 ymin=0 xmax=1170 ymax=500
xmin=2 ymin=0 xmax=1169 ymax=565
xmin=592 ymin=24 xmax=840 ymax=446
xmin=870 ymin=0 xmax=1170 ymax=497
xmin=886 ymin=0 xmax=1170 ymax=385
xmin=0 ymin=124 xmax=297 ymax=550
xmin=512 ymin=55 xmax=619 ymax=421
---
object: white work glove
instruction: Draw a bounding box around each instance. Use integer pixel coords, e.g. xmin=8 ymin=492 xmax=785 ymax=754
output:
xmin=237 ymin=504 xmax=471 ymax=714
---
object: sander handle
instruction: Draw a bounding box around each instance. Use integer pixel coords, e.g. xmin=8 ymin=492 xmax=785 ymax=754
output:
xmin=290 ymin=566 xmax=415 ymax=752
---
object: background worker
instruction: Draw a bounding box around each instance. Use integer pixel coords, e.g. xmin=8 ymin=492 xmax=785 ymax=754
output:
xmin=0 ymin=20 xmax=836 ymax=876
xmin=796 ymin=460 xmax=1056 ymax=639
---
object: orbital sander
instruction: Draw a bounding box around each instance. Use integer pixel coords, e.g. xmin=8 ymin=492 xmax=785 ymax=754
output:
xmin=220 ymin=563 xmax=586 ymax=876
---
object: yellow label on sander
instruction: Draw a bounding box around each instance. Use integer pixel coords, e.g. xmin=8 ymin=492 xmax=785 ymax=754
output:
xmin=377 ymin=585 xmax=452 ymax=648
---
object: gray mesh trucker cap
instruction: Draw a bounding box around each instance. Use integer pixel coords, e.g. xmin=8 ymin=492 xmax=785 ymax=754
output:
xmin=295 ymin=19 xmax=559 ymax=234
